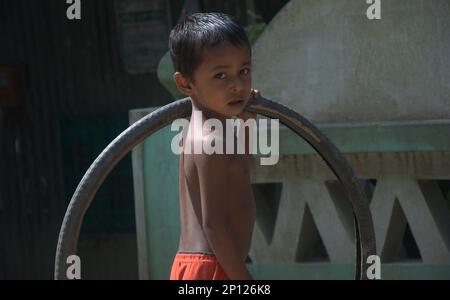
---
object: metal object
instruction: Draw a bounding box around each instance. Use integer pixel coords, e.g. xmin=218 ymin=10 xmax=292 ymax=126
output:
xmin=55 ymin=96 xmax=376 ymax=280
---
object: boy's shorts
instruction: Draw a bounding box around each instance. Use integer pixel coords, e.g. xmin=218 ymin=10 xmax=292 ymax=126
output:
xmin=170 ymin=252 xmax=229 ymax=280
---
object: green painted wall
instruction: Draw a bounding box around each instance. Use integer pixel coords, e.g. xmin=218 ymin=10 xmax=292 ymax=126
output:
xmin=141 ymin=125 xmax=181 ymax=279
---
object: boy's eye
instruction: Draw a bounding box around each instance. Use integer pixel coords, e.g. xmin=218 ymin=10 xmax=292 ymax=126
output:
xmin=215 ymin=73 xmax=226 ymax=79
xmin=240 ymin=68 xmax=251 ymax=75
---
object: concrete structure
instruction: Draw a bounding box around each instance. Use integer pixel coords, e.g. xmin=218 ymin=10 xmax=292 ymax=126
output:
xmin=252 ymin=0 xmax=450 ymax=123
xmin=248 ymin=0 xmax=450 ymax=277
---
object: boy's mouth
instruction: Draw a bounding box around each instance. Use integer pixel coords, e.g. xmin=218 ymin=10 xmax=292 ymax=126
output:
xmin=228 ymin=99 xmax=245 ymax=106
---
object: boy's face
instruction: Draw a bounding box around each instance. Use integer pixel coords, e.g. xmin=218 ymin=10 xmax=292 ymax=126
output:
xmin=174 ymin=42 xmax=252 ymax=118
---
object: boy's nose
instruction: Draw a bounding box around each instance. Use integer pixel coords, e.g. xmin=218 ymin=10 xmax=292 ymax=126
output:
xmin=231 ymin=77 xmax=245 ymax=93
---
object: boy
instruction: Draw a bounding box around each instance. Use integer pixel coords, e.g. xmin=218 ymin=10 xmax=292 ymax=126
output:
xmin=168 ymin=12 xmax=260 ymax=280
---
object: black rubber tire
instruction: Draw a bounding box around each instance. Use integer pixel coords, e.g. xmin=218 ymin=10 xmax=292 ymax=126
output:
xmin=55 ymin=96 xmax=376 ymax=280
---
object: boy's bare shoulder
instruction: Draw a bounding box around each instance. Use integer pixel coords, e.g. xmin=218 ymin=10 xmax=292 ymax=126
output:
xmin=184 ymin=124 xmax=251 ymax=175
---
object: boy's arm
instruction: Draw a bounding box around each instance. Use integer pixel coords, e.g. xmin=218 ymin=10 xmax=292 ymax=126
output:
xmin=195 ymin=153 xmax=253 ymax=280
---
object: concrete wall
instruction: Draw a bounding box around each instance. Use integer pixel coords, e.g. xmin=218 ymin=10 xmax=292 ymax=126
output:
xmin=252 ymin=0 xmax=450 ymax=123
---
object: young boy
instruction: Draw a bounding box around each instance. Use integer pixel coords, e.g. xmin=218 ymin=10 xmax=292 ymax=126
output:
xmin=168 ymin=12 xmax=260 ymax=280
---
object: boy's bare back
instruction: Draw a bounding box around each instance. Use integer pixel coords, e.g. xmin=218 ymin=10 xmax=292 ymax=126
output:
xmin=177 ymin=121 xmax=256 ymax=279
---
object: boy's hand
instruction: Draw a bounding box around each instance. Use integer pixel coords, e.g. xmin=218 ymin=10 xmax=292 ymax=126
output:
xmin=237 ymin=88 xmax=260 ymax=121
xmin=250 ymin=88 xmax=260 ymax=98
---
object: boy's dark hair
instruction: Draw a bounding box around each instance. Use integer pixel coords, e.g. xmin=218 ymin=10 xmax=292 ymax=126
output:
xmin=169 ymin=12 xmax=251 ymax=81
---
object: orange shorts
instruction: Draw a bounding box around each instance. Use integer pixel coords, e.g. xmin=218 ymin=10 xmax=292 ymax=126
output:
xmin=170 ymin=252 xmax=229 ymax=280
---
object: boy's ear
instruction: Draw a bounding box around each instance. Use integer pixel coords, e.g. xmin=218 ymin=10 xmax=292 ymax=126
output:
xmin=173 ymin=72 xmax=193 ymax=96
